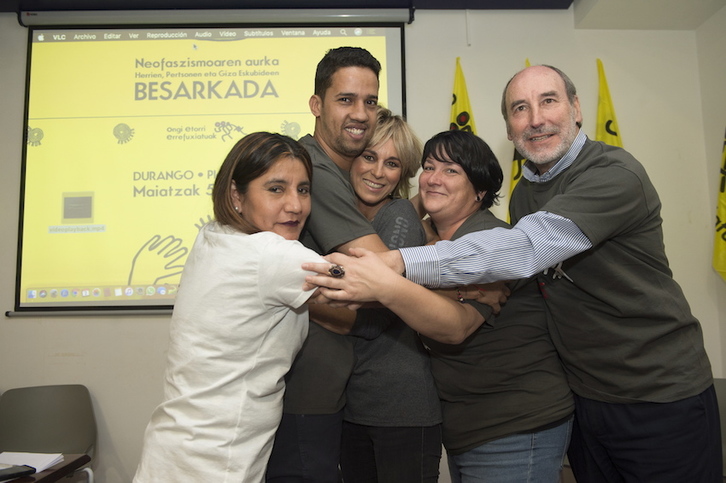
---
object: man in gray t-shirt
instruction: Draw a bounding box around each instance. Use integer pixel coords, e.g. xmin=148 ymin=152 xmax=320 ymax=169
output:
xmin=266 ymin=47 xmax=389 ymax=483
xmin=379 ymin=65 xmax=719 ymax=482
xmin=308 ymin=64 xmax=721 ymax=483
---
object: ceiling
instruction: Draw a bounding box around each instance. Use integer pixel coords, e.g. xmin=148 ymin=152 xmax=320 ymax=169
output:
xmin=0 ymin=0 xmax=722 ymax=30
xmin=0 ymin=0 xmax=574 ymax=12
xmin=574 ymin=0 xmax=725 ymax=30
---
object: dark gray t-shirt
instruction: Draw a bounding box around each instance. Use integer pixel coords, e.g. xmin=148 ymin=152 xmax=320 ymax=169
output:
xmin=282 ymin=135 xmax=376 ymax=415
xmin=421 ymin=209 xmax=573 ymax=454
xmin=509 ymin=138 xmax=712 ymax=403
xmin=344 ymin=199 xmax=442 ymax=427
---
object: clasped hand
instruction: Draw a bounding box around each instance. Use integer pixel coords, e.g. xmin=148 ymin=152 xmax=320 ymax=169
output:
xmin=303 ymin=247 xmax=389 ymax=310
xmin=303 ymin=248 xmax=510 ymax=313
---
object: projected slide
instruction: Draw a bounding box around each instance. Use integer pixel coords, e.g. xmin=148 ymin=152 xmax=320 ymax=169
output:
xmin=19 ymin=25 xmax=403 ymax=309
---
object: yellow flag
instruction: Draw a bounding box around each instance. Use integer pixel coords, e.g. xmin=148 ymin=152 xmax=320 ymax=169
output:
xmin=714 ymin=128 xmax=726 ymax=282
xmin=596 ymin=59 xmax=623 ymax=147
xmin=507 ymin=59 xmax=531 ymax=222
xmin=450 ymin=57 xmax=476 ymax=134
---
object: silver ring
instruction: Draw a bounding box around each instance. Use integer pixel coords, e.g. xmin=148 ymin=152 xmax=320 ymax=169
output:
xmin=328 ymin=264 xmax=345 ymax=278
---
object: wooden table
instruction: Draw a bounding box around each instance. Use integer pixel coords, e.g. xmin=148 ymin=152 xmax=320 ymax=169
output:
xmin=11 ymin=454 xmax=90 ymax=483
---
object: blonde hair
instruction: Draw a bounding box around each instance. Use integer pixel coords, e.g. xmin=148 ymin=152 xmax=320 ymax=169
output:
xmin=368 ymin=106 xmax=422 ymax=199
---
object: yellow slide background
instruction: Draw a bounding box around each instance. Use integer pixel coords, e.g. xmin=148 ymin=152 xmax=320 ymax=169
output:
xmin=21 ymin=33 xmax=388 ymax=305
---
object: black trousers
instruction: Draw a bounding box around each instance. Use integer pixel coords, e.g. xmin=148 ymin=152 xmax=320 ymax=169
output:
xmin=340 ymin=421 xmax=442 ymax=483
xmin=266 ymin=411 xmax=343 ymax=483
xmin=568 ymin=385 xmax=722 ymax=482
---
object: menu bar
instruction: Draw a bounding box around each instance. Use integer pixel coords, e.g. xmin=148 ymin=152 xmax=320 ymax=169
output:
xmin=33 ymin=27 xmax=383 ymax=43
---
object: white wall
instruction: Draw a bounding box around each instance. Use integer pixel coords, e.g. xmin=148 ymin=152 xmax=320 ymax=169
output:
xmin=402 ymin=7 xmax=726 ymax=375
xmin=1 ymin=6 xmax=724 ymax=482
xmin=697 ymin=5 xmax=726 ymax=375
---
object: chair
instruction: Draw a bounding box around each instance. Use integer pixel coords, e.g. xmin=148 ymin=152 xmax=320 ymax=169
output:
xmin=0 ymin=384 xmax=96 ymax=482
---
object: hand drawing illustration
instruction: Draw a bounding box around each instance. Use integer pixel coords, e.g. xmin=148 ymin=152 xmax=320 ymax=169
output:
xmin=194 ymin=215 xmax=213 ymax=231
xmin=128 ymin=234 xmax=188 ymax=285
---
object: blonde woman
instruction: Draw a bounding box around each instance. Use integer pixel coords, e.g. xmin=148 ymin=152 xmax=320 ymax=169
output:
xmin=340 ymin=108 xmax=442 ymax=482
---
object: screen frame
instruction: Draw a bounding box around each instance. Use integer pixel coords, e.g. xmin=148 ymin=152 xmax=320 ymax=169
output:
xmin=13 ymin=20 xmax=406 ymax=314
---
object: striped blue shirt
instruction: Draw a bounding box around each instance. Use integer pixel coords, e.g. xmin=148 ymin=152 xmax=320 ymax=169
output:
xmin=400 ymin=131 xmax=592 ymax=288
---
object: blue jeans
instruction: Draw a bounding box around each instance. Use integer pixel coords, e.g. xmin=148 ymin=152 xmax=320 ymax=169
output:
xmin=447 ymin=418 xmax=572 ymax=483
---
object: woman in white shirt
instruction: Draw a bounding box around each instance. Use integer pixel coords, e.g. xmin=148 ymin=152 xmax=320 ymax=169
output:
xmin=134 ymin=132 xmax=326 ymax=483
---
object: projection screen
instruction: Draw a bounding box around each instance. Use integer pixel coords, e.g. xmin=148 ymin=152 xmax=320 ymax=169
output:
xmin=16 ymin=20 xmax=405 ymax=311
